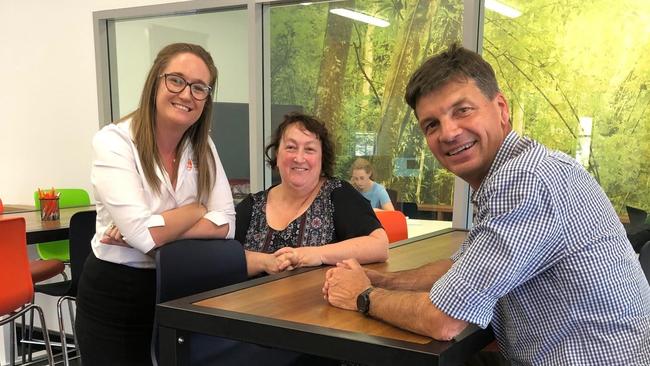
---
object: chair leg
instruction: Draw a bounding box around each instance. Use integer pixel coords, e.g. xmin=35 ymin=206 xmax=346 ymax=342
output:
xmin=9 ymin=319 xmax=15 ymax=366
xmin=57 ymin=298 xmax=69 ymax=366
xmin=32 ymin=304 xmax=55 ymax=366
xmin=26 ymin=292 xmax=72 ymax=363
xmin=66 ymin=297 xmax=74 ymax=338
xmin=70 ymin=301 xmax=82 ymax=363
xmin=27 ymin=272 xmax=70 ymax=362
xmin=57 ymin=295 xmax=77 ymax=366
xmin=27 ymin=297 xmax=35 ymax=362
xmin=19 ymin=308 xmax=27 ymax=365
xmin=1 ymin=304 xmax=54 ymax=366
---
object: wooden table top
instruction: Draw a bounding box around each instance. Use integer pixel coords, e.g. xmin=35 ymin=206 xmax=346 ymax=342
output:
xmin=158 ymin=230 xmax=492 ymax=365
xmin=0 ymin=205 xmax=95 ymax=244
xmin=195 ymin=230 xmax=467 ymax=344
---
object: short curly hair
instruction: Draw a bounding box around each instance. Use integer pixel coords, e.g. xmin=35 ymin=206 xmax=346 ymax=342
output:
xmin=265 ymin=112 xmax=335 ymax=178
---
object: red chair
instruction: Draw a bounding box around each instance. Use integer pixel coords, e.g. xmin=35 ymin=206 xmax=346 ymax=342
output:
xmin=0 ymin=217 xmax=54 ymax=366
xmin=375 ymin=210 xmax=408 ymax=243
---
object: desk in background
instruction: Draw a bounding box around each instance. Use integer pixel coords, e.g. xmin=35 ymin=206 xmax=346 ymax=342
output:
xmin=417 ymin=203 xmax=453 ymax=220
xmin=157 ymin=230 xmax=493 ymax=365
xmin=407 ymin=218 xmax=452 ymax=238
xmin=0 ymin=205 xmax=95 ymax=244
xmin=2 ymin=204 xmax=35 ymax=214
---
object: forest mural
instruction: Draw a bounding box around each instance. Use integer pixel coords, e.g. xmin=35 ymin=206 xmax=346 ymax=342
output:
xmin=269 ymin=0 xmax=650 ymax=217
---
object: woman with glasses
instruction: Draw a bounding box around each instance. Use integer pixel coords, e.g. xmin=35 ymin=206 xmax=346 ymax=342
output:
xmin=75 ymin=43 xmax=235 ymax=365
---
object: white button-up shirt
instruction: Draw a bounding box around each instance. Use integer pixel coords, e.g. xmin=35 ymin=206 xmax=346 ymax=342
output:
xmin=90 ymin=119 xmax=236 ymax=268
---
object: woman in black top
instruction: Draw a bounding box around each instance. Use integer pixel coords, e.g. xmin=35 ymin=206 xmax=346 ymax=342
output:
xmin=235 ymin=112 xmax=388 ymax=276
xmin=189 ymin=112 xmax=386 ymax=365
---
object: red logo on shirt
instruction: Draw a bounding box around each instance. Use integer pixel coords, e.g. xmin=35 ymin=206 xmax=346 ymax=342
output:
xmin=186 ymin=159 xmax=193 ymax=171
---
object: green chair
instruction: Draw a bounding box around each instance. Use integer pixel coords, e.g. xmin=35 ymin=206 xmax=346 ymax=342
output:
xmin=33 ymin=189 xmax=91 ymax=261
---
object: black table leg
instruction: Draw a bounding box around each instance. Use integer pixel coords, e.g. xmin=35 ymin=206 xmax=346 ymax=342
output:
xmin=159 ymin=326 xmax=189 ymax=366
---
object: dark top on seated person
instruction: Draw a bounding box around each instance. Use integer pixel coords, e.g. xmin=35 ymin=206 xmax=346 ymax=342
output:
xmin=235 ymin=112 xmax=389 ymax=276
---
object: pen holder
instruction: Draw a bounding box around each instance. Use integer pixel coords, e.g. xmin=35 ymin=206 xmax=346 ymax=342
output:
xmin=40 ymin=197 xmax=60 ymax=221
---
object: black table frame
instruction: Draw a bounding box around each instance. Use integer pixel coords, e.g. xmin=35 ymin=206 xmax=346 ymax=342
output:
xmin=157 ymin=232 xmax=494 ymax=366
xmin=27 ymin=227 xmax=69 ymax=244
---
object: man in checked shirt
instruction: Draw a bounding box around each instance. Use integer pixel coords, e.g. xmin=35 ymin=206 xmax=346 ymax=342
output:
xmin=323 ymin=43 xmax=650 ymax=365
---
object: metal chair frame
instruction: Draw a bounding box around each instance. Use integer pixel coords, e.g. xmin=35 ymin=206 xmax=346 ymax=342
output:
xmin=2 ymin=304 xmax=54 ymax=366
xmin=22 ymin=210 xmax=95 ymax=366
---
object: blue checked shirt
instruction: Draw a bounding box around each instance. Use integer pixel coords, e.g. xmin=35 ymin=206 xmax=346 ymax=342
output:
xmin=429 ymin=132 xmax=650 ymax=365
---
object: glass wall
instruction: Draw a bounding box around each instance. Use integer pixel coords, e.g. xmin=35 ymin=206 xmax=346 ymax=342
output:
xmin=97 ymin=0 xmax=650 ymax=231
xmin=483 ymin=0 xmax=650 ymax=220
xmin=266 ymin=0 xmax=464 ymax=223
xmin=109 ymin=8 xmax=251 ymax=199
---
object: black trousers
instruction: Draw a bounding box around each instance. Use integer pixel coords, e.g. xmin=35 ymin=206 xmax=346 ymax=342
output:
xmin=75 ymin=253 xmax=156 ymax=366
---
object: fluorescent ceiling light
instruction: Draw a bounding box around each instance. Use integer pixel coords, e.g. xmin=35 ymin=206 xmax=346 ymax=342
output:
xmin=330 ymin=8 xmax=390 ymax=27
xmin=485 ymin=0 xmax=522 ymax=18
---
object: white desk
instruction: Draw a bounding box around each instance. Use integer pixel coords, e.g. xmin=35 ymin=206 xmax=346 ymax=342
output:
xmin=407 ymin=219 xmax=452 ymax=238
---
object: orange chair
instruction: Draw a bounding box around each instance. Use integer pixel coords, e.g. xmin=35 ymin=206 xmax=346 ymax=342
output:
xmin=0 ymin=217 xmax=54 ymax=366
xmin=375 ymin=210 xmax=408 ymax=243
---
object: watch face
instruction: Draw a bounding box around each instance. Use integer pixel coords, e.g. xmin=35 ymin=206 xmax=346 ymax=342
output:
xmin=357 ymin=293 xmax=368 ymax=313
xmin=357 ymin=288 xmax=372 ymax=314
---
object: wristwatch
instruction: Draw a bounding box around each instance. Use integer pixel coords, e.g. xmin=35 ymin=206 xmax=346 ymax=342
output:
xmin=356 ymin=287 xmax=374 ymax=315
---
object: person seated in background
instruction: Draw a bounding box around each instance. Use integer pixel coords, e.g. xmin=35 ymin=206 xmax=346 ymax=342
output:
xmin=350 ymin=158 xmax=395 ymax=211
xmin=235 ymin=112 xmax=389 ymax=277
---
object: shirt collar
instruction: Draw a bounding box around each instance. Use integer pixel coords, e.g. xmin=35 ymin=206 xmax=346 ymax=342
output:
xmin=471 ymin=130 xmax=520 ymax=202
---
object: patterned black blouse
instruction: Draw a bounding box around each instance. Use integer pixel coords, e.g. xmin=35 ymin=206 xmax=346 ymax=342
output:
xmin=235 ymin=178 xmax=381 ymax=253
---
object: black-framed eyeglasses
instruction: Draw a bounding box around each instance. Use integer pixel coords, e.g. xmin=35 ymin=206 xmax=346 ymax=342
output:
xmin=159 ymin=73 xmax=212 ymax=101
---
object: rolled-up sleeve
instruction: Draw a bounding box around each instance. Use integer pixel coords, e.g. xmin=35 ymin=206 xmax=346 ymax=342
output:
xmin=429 ymin=268 xmax=497 ymax=328
xmin=147 ymin=214 xmax=165 ymax=228
xmin=204 ymin=141 xmax=236 ymax=238
xmin=429 ymin=171 xmax=562 ymax=328
xmin=91 ymin=127 xmax=159 ymax=253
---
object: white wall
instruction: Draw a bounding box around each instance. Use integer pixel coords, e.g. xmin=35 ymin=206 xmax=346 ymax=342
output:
xmin=0 ymin=0 xmax=182 ymax=205
xmin=0 ymin=1 xmax=191 ymax=363
xmin=113 ymin=9 xmax=249 ymax=116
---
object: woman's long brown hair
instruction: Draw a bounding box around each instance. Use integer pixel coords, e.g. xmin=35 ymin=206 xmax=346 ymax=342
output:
xmin=118 ymin=43 xmax=218 ymax=203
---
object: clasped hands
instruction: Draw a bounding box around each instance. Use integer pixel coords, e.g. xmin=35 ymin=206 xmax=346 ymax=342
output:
xmin=262 ymin=246 xmax=323 ymax=274
xmin=322 ymin=258 xmax=376 ymax=311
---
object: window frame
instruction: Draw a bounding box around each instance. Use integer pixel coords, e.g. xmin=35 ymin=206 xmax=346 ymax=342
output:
xmin=92 ymin=0 xmax=481 ymax=230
